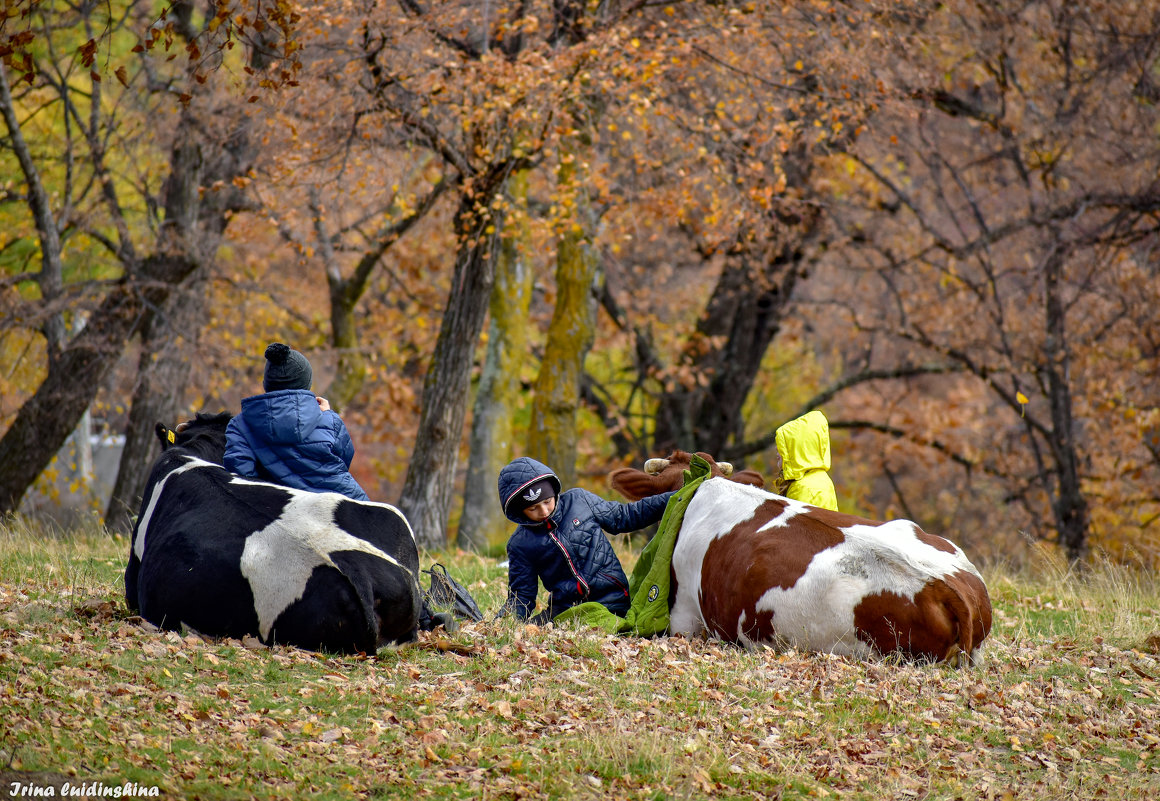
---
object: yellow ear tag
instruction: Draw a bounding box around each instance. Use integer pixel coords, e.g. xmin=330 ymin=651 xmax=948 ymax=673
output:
xmin=167 ymin=429 xmax=176 ymax=444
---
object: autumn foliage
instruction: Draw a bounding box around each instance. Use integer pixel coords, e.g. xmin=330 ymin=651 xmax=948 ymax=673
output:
xmin=1 ymin=1 xmax=1159 ymax=566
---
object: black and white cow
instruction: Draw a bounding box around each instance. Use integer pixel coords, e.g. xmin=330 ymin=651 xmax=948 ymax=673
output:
xmin=124 ymin=412 xmax=422 ymax=653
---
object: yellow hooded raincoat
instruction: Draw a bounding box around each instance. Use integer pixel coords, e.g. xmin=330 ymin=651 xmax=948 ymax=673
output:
xmin=774 ymin=410 xmax=838 ymax=511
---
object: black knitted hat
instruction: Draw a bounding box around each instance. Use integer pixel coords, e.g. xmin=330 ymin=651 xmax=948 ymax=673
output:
xmin=263 ymin=343 xmax=313 ymax=392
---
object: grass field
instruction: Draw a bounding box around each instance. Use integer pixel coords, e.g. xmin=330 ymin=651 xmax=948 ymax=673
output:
xmin=2 ymin=517 xmax=1159 ymax=800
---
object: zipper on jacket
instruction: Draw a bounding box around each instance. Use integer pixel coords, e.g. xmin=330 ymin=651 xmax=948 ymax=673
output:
xmin=547 ymin=528 xmax=590 ymax=599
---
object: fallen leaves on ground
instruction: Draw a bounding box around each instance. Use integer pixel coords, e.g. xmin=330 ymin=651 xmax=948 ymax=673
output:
xmin=4 ymin=578 xmax=1160 ymax=799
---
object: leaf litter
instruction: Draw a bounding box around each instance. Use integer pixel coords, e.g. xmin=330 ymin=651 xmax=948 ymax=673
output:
xmin=2 ymin=567 xmax=1159 ymax=799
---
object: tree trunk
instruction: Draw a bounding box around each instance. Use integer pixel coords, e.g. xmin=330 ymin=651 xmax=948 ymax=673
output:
xmin=1043 ymin=244 xmax=1090 ymax=562
xmin=326 ymin=281 xmax=367 ymax=412
xmin=398 ymin=170 xmax=508 ymax=549
xmin=100 ymin=83 xmax=254 ymax=526
xmin=458 ymin=169 xmax=534 ymax=551
xmin=0 ymin=281 xmax=158 ymax=512
xmin=320 ymin=179 xmax=447 ymax=410
xmin=104 ymin=270 xmax=207 ymax=532
xmin=0 ymin=3 xmax=257 ymax=517
xmin=527 ymin=149 xmax=600 ymax=489
xmin=653 ymin=208 xmax=815 ymax=457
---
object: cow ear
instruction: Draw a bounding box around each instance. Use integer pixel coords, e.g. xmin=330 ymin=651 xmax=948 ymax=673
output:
xmin=155 ymin=423 xmax=176 ymax=449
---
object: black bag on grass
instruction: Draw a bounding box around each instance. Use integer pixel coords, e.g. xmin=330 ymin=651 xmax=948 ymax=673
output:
xmin=424 ymin=563 xmax=484 ymax=622
xmin=417 ymin=563 xmax=484 ymax=631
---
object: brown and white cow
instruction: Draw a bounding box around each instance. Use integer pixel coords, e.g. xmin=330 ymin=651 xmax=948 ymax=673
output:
xmin=610 ymin=451 xmax=992 ymax=665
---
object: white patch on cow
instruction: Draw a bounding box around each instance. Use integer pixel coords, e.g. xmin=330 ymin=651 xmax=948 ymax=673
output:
xmin=225 ymin=474 xmax=419 ymax=543
xmin=669 ymin=478 xmax=767 ymax=637
xmin=134 ymin=457 xmax=218 ymax=561
xmin=239 ymin=489 xmax=410 ymax=640
xmin=748 ymin=519 xmax=974 ymax=657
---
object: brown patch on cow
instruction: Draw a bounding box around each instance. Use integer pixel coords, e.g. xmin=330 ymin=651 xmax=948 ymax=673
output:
xmin=609 ymin=450 xmax=765 ymax=500
xmin=697 ymin=500 xmax=845 ymax=642
xmin=915 ymin=528 xmax=957 ymax=554
xmin=853 ymin=569 xmax=992 ymax=662
xmin=799 ymin=504 xmax=884 ymax=528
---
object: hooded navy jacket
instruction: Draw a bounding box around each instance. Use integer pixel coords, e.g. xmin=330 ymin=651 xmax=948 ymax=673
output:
xmin=499 ymin=457 xmax=673 ymax=620
xmin=224 ymin=389 xmax=369 ymax=501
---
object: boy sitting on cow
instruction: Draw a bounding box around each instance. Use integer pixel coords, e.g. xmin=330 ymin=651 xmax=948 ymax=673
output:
xmin=498 ymin=456 xmax=675 ymax=624
xmin=224 ymin=343 xmax=369 ymax=501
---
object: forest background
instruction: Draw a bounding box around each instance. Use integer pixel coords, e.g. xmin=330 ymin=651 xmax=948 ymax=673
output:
xmin=1 ymin=0 xmax=1158 ymax=568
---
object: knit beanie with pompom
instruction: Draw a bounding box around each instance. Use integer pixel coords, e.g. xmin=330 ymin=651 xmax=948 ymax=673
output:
xmin=262 ymin=343 xmax=313 ymax=392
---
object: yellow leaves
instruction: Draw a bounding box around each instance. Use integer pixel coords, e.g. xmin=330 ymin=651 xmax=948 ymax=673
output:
xmin=1017 ymin=391 xmax=1029 ymax=416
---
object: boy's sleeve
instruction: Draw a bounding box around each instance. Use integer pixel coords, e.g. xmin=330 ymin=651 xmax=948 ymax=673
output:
xmin=326 ymin=413 xmax=357 ymax=468
xmin=591 ymin=490 xmax=675 ymax=534
xmin=505 ymin=538 xmax=539 ymax=620
xmin=223 ymin=419 xmax=257 ymax=477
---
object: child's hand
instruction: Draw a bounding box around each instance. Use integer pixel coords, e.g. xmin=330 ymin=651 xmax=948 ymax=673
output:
xmin=316 ymin=396 xmax=331 ymax=411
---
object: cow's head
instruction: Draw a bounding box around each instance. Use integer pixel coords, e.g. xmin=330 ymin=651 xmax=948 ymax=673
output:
xmin=155 ymin=411 xmax=232 ymax=464
xmin=609 ymin=450 xmax=765 ymax=500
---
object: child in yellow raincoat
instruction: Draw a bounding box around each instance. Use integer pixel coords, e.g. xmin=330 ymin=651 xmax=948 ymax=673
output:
xmin=774 ymin=410 xmax=839 ymax=511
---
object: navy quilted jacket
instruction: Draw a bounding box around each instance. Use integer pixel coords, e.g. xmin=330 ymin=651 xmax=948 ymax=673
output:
xmin=223 ymin=389 xmax=369 ymax=501
xmin=499 ymin=457 xmax=673 ymax=620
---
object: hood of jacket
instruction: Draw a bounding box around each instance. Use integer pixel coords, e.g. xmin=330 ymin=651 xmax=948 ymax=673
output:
xmin=498 ymin=457 xmax=563 ymax=526
xmin=775 ymin=410 xmax=832 ymax=482
xmin=238 ymin=389 xmax=324 ymax=444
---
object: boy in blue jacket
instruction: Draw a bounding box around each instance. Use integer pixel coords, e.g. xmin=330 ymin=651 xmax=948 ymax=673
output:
xmin=224 ymin=343 xmax=369 ymax=501
xmin=499 ymin=457 xmax=674 ymax=624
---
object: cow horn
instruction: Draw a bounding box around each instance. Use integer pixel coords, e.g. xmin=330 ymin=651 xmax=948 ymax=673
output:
xmin=718 ymin=462 xmax=734 ymax=476
xmin=643 ymin=458 xmax=670 ymax=475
